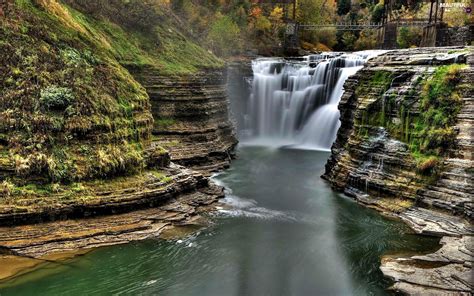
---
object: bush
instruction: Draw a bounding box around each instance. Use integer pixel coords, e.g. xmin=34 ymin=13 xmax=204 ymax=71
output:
xmin=341 ymin=31 xmax=357 ymax=51
xmin=416 ymin=156 xmax=439 ymax=174
xmin=397 ymin=27 xmax=422 ymax=48
xmin=0 ymin=180 xmax=15 ymax=198
xmin=354 ymin=29 xmax=377 ymax=50
xmin=40 ymin=86 xmax=75 ymax=110
xmin=207 ymin=15 xmax=241 ymax=57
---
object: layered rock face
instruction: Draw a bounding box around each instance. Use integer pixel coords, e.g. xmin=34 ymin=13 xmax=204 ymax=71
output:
xmin=324 ymin=47 xmax=473 ymax=294
xmin=130 ymin=67 xmax=238 ymax=173
xmin=0 ymin=0 xmax=234 ymax=275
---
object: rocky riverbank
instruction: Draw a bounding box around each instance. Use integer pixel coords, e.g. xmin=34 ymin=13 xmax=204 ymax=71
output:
xmin=0 ymin=0 xmax=236 ymax=282
xmin=324 ymin=46 xmax=473 ymax=294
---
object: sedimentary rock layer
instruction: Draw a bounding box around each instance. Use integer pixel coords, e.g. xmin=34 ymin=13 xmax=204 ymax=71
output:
xmin=0 ymin=163 xmax=220 ymax=226
xmin=323 ymin=47 xmax=473 ymax=294
xmin=130 ymin=66 xmax=238 ymax=173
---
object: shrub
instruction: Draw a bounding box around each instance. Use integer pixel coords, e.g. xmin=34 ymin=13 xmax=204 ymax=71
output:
xmin=354 ymin=29 xmax=377 ymax=50
xmin=397 ymin=27 xmax=422 ymax=48
xmin=206 ymin=15 xmax=241 ymax=57
xmin=341 ymin=31 xmax=357 ymax=51
xmin=14 ymin=153 xmax=49 ymax=177
xmin=40 ymin=86 xmax=75 ymax=110
xmin=416 ymin=156 xmax=439 ymax=174
xmin=0 ymin=180 xmax=15 ymax=198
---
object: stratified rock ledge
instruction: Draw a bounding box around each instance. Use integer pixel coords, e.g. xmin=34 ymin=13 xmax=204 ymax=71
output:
xmin=381 ymin=235 xmax=473 ymax=295
xmin=323 ymin=46 xmax=474 ymax=295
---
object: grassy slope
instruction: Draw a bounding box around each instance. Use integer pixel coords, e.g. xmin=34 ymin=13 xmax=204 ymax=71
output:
xmin=62 ymin=0 xmax=224 ymax=74
xmin=0 ymin=0 xmax=222 ymax=201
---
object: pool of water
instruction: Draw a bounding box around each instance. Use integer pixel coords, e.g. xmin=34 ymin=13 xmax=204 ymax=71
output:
xmin=0 ymin=147 xmax=439 ymax=295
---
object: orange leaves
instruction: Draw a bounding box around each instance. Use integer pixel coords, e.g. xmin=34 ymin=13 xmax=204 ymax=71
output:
xmin=249 ymin=6 xmax=262 ymax=18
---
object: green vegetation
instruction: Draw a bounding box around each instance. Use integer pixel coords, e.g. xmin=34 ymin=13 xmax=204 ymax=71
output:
xmin=40 ymin=86 xmax=75 ymax=110
xmin=1 ymin=0 xmax=230 ymax=207
xmin=357 ymin=65 xmax=465 ymax=176
xmin=207 ymin=15 xmax=242 ymax=57
xmin=62 ymin=0 xmax=224 ymax=73
xmin=0 ymin=169 xmax=174 ymax=208
xmin=397 ymin=27 xmax=422 ymax=48
xmin=155 ymin=117 xmax=177 ymax=129
xmin=412 ymin=153 xmax=439 ymax=175
xmin=413 ymin=64 xmax=465 ymax=154
xmin=356 ymin=70 xmax=393 ymax=97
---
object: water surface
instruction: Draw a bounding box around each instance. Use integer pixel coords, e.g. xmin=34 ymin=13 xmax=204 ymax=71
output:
xmin=1 ymin=147 xmax=438 ymax=295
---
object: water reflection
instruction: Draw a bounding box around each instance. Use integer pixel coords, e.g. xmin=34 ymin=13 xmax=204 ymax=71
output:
xmin=1 ymin=147 xmax=438 ymax=296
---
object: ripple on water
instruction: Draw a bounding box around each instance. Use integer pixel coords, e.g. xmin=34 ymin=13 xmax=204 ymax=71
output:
xmin=215 ymin=195 xmax=298 ymax=221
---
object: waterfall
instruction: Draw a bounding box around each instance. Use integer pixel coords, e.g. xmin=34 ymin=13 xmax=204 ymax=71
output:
xmin=242 ymin=51 xmax=383 ymax=150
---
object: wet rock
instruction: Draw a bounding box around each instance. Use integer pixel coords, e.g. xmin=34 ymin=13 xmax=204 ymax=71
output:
xmin=381 ymin=236 xmax=473 ymax=295
xmin=0 ymin=181 xmax=221 ymax=261
xmin=324 ymin=47 xmax=474 ymax=294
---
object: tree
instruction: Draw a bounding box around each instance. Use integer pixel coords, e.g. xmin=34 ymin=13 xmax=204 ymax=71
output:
xmin=354 ymin=29 xmax=377 ymax=50
xmin=341 ymin=31 xmax=357 ymax=50
xmin=397 ymin=27 xmax=421 ymax=48
xmin=337 ymin=0 xmax=351 ymax=15
xmin=296 ymin=0 xmax=337 ymax=47
xmin=207 ymin=14 xmax=242 ymax=56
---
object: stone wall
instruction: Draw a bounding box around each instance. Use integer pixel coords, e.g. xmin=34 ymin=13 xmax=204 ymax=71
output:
xmin=422 ymin=24 xmax=473 ymax=47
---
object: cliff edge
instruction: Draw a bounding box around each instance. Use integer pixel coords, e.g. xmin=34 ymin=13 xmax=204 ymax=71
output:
xmin=324 ymin=47 xmax=473 ymax=294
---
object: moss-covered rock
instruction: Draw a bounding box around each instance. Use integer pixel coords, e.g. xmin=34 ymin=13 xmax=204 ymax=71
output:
xmin=1 ymin=0 xmax=156 ymax=184
xmin=324 ymin=47 xmax=473 ymax=219
xmin=0 ymin=0 xmax=228 ymax=194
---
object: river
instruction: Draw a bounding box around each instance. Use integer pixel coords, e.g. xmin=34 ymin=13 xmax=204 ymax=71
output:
xmin=1 ymin=146 xmax=438 ymax=296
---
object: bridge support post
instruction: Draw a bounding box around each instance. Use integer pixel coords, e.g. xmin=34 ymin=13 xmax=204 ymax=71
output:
xmin=380 ymin=23 xmax=398 ymax=49
xmin=283 ymin=22 xmax=299 ymax=55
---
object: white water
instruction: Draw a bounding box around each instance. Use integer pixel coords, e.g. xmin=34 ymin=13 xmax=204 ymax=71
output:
xmin=242 ymin=51 xmax=383 ymax=150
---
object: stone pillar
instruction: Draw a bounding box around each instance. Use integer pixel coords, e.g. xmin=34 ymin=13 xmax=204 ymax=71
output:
xmin=420 ymin=24 xmax=437 ymax=47
xmin=382 ymin=22 xmax=398 ymax=49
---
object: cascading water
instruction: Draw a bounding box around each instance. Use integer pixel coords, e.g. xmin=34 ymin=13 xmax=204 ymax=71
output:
xmin=242 ymin=51 xmax=382 ymax=150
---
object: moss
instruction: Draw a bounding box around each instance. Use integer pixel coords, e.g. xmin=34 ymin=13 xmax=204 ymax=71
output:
xmin=370 ymin=71 xmax=392 ymax=88
xmin=40 ymin=86 xmax=75 ymax=110
xmin=447 ymin=49 xmax=469 ymax=54
xmin=356 ymin=65 xmax=465 ymax=178
xmin=377 ymin=198 xmax=414 ymax=213
xmin=411 ymin=64 xmax=465 ymax=155
xmin=367 ymin=65 xmax=464 ymax=156
xmin=155 ymin=117 xmax=176 ymax=129
xmin=1 ymin=1 xmax=153 ymax=184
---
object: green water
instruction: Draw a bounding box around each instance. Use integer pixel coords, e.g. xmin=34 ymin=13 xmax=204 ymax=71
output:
xmin=1 ymin=147 xmax=439 ymax=295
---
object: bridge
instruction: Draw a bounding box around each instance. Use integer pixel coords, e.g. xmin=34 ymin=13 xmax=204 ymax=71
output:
xmin=299 ymin=19 xmax=431 ymax=31
xmin=260 ymin=0 xmax=455 ymax=50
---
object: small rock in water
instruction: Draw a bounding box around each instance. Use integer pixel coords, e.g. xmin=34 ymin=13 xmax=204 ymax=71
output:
xmin=177 ymin=240 xmax=183 ymax=244
xmin=145 ymin=279 xmax=157 ymax=286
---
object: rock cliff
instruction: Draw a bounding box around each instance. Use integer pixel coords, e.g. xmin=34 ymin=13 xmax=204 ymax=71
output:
xmin=324 ymin=47 xmax=473 ymax=294
xmin=0 ymin=0 xmax=236 ymax=273
xmin=129 ymin=66 xmax=237 ymax=173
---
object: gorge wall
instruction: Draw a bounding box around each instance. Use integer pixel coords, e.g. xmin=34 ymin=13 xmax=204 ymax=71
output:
xmin=0 ymin=0 xmax=235 ymax=229
xmin=129 ymin=66 xmax=237 ymax=173
xmin=324 ymin=47 xmax=473 ymax=294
